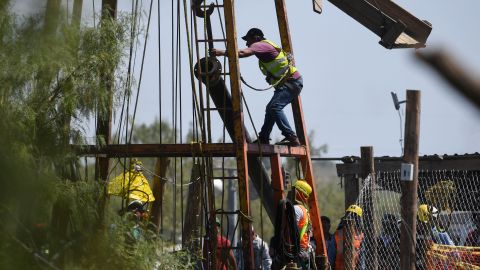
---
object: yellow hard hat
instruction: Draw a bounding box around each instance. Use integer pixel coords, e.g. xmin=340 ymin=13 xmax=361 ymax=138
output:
xmin=130 ymin=158 xmax=143 ymax=171
xmin=346 ymin=204 xmax=363 ymax=217
xmin=292 ymin=180 xmax=312 ymax=198
xmin=418 ymin=204 xmax=438 ymax=223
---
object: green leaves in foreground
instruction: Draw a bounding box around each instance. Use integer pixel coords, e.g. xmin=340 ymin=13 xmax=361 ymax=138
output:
xmin=0 ymin=6 xmax=195 ymax=269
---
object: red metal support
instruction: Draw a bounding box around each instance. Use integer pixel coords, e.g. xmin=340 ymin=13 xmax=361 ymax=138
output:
xmin=270 ymin=153 xmax=285 ymax=207
xmin=78 ymin=143 xmax=307 ymax=158
xmin=274 ymin=0 xmax=327 ymax=261
xmin=223 ymin=0 xmax=255 ymax=268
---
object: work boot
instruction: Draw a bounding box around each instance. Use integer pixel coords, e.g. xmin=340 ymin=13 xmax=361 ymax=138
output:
xmin=276 ymin=134 xmax=301 ymax=146
xmin=252 ymin=136 xmax=270 ymax=144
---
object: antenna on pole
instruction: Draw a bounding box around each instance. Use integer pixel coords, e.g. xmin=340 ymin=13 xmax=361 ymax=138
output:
xmin=391 ymin=91 xmax=406 ymax=110
xmin=391 ymin=91 xmax=406 ymax=155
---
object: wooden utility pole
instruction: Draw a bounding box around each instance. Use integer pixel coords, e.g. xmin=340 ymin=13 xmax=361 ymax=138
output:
xmin=44 ymin=0 xmax=61 ymax=35
xmin=400 ymin=90 xmax=421 ymax=270
xmin=361 ymin=146 xmax=377 ymax=270
xmin=342 ymin=158 xmax=360 ymax=270
xmin=344 ymin=173 xmax=360 ymax=206
xmin=72 ymin=0 xmax=84 ymax=28
xmin=95 ymin=0 xmax=117 ymax=182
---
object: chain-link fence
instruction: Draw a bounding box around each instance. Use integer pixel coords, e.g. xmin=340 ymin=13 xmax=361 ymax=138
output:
xmin=347 ymin=170 xmax=480 ymax=270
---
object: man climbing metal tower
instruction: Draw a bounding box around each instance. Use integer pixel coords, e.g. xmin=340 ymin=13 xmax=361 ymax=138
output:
xmin=212 ymin=27 xmax=303 ymax=146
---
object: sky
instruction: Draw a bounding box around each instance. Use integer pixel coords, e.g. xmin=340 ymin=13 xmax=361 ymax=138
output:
xmin=13 ymin=0 xmax=480 ymax=158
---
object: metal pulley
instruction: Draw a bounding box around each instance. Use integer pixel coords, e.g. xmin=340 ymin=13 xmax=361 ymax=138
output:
xmin=194 ymin=57 xmax=222 ymax=86
xmin=192 ymin=0 xmax=222 ymax=86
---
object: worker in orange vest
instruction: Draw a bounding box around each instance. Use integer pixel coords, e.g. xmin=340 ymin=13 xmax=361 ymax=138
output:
xmin=292 ymin=180 xmax=315 ymax=269
xmin=328 ymin=205 xmax=364 ymax=270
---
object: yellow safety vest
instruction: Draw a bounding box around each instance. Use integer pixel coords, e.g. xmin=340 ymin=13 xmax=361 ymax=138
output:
xmin=297 ymin=204 xmax=310 ymax=250
xmin=258 ymin=40 xmax=297 ymax=86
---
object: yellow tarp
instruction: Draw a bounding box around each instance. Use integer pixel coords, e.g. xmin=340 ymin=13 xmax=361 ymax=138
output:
xmin=108 ymin=170 xmax=155 ymax=202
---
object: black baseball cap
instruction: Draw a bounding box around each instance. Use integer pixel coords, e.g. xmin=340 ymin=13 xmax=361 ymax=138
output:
xmin=242 ymin=28 xmax=264 ymax=41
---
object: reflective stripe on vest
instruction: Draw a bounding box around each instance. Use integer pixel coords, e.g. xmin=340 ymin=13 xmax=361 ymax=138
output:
xmin=334 ymin=228 xmax=364 ymax=270
xmin=297 ymin=204 xmax=310 ymax=250
xmin=257 ymin=40 xmax=297 ymax=85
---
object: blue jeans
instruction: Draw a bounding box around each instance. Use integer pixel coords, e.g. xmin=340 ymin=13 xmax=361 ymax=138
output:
xmin=259 ymin=77 xmax=303 ymax=139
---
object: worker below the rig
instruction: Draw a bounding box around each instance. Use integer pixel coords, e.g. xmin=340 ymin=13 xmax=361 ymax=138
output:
xmin=292 ymin=180 xmax=315 ymax=269
xmin=328 ymin=205 xmax=364 ymax=270
xmin=416 ymin=204 xmax=454 ymax=270
xmin=377 ymin=213 xmax=400 ymax=270
xmin=212 ymin=27 xmax=303 ymax=146
xmin=235 ymin=227 xmax=272 ymax=270
xmin=321 ymin=216 xmax=334 ymax=253
xmin=216 ymin=218 xmax=237 ymax=270
xmin=466 ymin=212 xmax=480 ymax=246
xmin=204 ymin=218 xmax=238 ymax=270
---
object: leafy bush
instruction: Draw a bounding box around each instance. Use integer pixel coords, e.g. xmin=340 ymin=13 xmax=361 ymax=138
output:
xmin=0 ymin=3 xmax=195 ymax=269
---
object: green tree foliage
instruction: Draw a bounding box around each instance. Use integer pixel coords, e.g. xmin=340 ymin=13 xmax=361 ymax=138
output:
xmin=0 ymin=3 xmax=194 ymax=269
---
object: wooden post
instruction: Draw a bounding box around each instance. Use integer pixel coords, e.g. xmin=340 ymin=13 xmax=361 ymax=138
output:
xmin=101 ymin=0 xmax=117 ymax=18
xmin=361 ymin=147 xmax=377 ymax=270
xmin=44 ymin=0 xmax=61 ymax=35
xmin=150 ymin=157 xmax=170 ymax=233
xmin=72 ymin=0 xmax=83 ymax=27
xmin=95 ymin=0 xmax=117 ymax=182
xmin=183 ymin=162 xmax=203 ymax=253
xmin=343 ymin=170 xmax=360 ymax=270
xmin=400 ymin=90 xmax=421 ymax=270
xmin=344 ymin=173 xmax=360 ymax=211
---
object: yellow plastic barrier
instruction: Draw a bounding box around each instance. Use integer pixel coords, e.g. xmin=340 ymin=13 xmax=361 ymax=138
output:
xmin=427 ymin=243 xmax=480 ymax=270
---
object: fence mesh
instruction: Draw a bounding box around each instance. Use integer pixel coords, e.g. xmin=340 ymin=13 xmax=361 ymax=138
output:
xmin=347 ymin=170 xmax=480 ymax=270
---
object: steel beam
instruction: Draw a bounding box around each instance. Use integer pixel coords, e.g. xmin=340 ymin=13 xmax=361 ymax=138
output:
xmin=76 ymin=143 xmax=307 ymax=158
xmin=336 ymin=154 xmax=480 ymax=175
xmin=327 ymin=0 xmax=432 ymax=48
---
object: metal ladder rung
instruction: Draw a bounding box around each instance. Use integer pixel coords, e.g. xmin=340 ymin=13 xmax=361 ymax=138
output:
xmin=213 ymin=176 xmax=238 ymax=180
xmin=197 ymin=38 xmax=227 ymax=43
xmin=200 ymin=4 xmax=224 ymax=8
xmin=215 ymin=210 xmax=239 ymax=215
xmin=203 ymin=108 xmax=232 ymax=111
